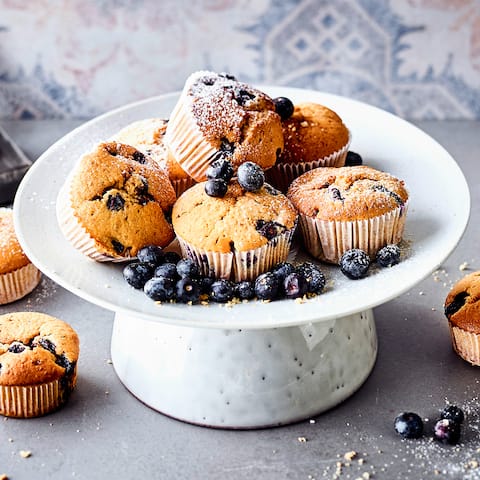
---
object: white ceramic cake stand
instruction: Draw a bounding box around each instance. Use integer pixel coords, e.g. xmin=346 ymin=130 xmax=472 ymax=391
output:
xmin=14 ymin=88 xmax=470 ymax=428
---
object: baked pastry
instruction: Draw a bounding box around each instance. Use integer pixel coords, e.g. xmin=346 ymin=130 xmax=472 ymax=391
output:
xmin=0 ymin=312 xmax=79 ymax=417
xmin=112 ymin=118 xmax=195 ymax=196
xmin=165 ymin=71 xmax=284 ymax=182
xmin=172 ymin=181 xmax=297 ymax=281
xmin=0 ymin=207 xmax=41 ymax=304
xmin=444 ymin=271 xmax=480 ymax=365
xmin=57 ymin=141 xmax=176 ymax=261
xmin=287 ymin=165 xmax=408 ymax=263
xmin=266 ymin=102 xmax=350 ymax=192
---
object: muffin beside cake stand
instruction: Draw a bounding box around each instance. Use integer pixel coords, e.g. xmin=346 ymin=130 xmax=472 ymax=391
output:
xmin=14 ymin=88 xmax=470 ymax=428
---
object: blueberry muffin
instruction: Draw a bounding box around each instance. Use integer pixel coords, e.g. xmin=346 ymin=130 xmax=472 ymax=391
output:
xmin=0 ymin=208 xmax=41 ymax=304
xmin=112 ymin=118 xmax=195 ymax=196
xmin=172 ymin=181 xmax=297 ymax=281
xmin=0 ymin=312 xmax=79 ymax=417
xmin=266 ymin=102 xmax=351 ymax=192
xmin=165 ymin=71 xmax=284 ymax=182
xmin=57 ymin=142 xmax=176 ymax=261
xmin=287 ymin=165 xmax=408 ymax=263
xmin=445 ymin=271 xmax=480 ymax=365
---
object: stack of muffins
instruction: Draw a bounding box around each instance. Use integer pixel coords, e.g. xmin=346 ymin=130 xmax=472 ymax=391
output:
xmin=56 ymin=70 xmax=409 ymax=285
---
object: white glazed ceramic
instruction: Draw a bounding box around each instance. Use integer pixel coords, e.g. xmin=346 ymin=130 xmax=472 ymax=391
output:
xmin=13 ymin=88 xmax=470 ymax=428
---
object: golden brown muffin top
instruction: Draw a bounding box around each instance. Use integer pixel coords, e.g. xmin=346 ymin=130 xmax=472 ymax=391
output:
xmin=0 ymin=312 xmax=79 ymax=386
xmin=172 ymin=181 xmax=297 ymax=253
xmin=445 ymin=271 xmax=480 ymax=332
xmin=287 ymin=165 xmax=408 ymax=221
xmin=69 ymin=142 xmax=176 ymax=257
xmin=112 ymin=118 xmax=190 ymax=181
xmin=280 ymin=103 xmax=350 ymax=164
xmin=0 ymin=208 xmax=31 ymax=274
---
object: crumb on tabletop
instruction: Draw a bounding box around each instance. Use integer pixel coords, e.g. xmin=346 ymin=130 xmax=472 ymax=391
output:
xmin=19 ymin=450 xmax=31 ymax=458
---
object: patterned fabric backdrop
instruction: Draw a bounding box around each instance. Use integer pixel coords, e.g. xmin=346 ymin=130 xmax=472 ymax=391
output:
xmin=1 ymin=0 xmax=480 ymax=120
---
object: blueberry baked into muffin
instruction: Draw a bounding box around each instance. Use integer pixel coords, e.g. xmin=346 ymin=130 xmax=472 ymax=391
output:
xmin=0 ymin=312 xmax=79 ymax=417
xmin=287 ymin=165 xmax=409 ymax=263
xmin=165 ymin=71 xmax=284 ymax=182
xmin=57 ymin=141 xmax=176 ymax=261
xmin=445 ymin=271 xmax=480 ymax=365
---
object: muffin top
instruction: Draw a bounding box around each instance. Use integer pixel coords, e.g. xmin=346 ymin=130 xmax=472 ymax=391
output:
xmin=0 ymin=312 xmax=79 ymax=386
xmin=287 ymin=165 xmax=408 ymax=221
xmin=167 ymin=71 xmax=284 ymax=179
xmin=445 ymin=271 xmax=480 ymax=332
xmin=0 ymin=208 xmax=31 ymax=274
xmin=112 ymin=118 xmax=189 ymax=181
xmin=280 ymin=103 xmax=350 ymax=164
xmin=69 ymin=141 xmax=176 ymax=258
xmin=172 ymin=181 xmax=297 ymax=253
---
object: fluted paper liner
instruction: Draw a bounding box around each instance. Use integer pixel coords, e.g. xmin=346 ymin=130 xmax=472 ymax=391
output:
xmin=177 ymin=227 xmax=296 ymax=282
xmin=266 ymin=132 xmax=351 ymax=193
xmin=299 ymin=202 xmax=408 ymax=264
xmin=449 ymin=324 xmax=480 ymax=366
xmin=172 ymin=177 xmax=197 ymax=197
xmin=0 ymin=263 xmax=41 ymax=305
xmin=56 ymin=174 xmax=130 ymax=263
xmin=0 ymin=373 xmax=76 ymax=418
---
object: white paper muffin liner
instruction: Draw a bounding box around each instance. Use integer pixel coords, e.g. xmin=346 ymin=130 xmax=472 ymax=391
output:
xmin=0 ymin=263 xmax=41 ymax=305
xmin=165 ymin=94 xmax=218 ymax=183
xmin=177 ymin=227 xmax=296 ymax=282
xmin=449 ymin=324 xmax=480 ymax=366
xmin=56 ymin=174 xmax=130 ymax=263
xmin=299 ymin=202 xmax=408 ymax=264
xmin=266 ymin=132 xmax=351 ymax=192
xmin=0 ymin=372 xmax=76 ymax=418
xmin=172 ymin=177 xmax=197 ymax=197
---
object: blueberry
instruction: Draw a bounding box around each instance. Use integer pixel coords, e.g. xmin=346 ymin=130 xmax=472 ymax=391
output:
xmin=163 ymin=251 xmax=181 ymax=264
xmin=123 ymin=262 xmax=154 ymax=289
xmin=255 ymin=220 xmax=286 ymax=240
xmin=376 ymin=244 xmax=401 ymax=267
xmin=176 ymin=258 xmax=200 ymax=279
xmin=219 ymin=72 xmax=236 ymax=81
xmin=209 ymin=279 xmax=235 ymax=303
xmin=176 ymin=277 xmax=201 ymax=304
xmin=394 ymin=412 xmax=424 ymax=439
xmin=271 ymin=262 xmax=295 ymax=282
xmin=273 ymin=97 xmax=294 ymax=120
xmin=283 ymin=272 xmax=308 ymax=299
xmin=137 ymin=245 xmax=164 ymax=266
xmin=296 ymin=262 xmax=326 ymax=294
xmin=254 ymin=272 xmax=280 ymax=301
xmin=106 ymin=193 xmax=125 ymax=211
xmin=144 ymin=276 xmax=176 ymax=301
xmin=329 ymin=187 xmax=343 ymax=202
xmin=440 ymin=405 xmax=465 ymax=424
xmin=8 ymin=343 xmax=25 ymax=354
xmin=132 ymin=150 xmax=146 ymax=164
xmin=339 ymin=249 xmax=370 ymax=280
xmin=235 ymin=281 xmax=255 ymax=300
xmin=345 ymin=151 xmax=363 ymax=166
xmin=234 ymin=88 xmax=256 ymax=106
xmin=433 ymin=418 xmax=461 ymax=445
xmin=205 ymin=178 xmax=228 ymax=197
xmin=111 ymin=239 xmax=125 ymax=254
xmin=154 ymin=262 xmax=178 ymax=280
xmin=199 ymin=276 xmax=215 ymax=295
xmin=206 ymin=158 xmax=234 ymax=182
xmin=444 ymin=291 xmax=469 ymax=317
xmin=237 ymin=162 xmax=265 ymax=192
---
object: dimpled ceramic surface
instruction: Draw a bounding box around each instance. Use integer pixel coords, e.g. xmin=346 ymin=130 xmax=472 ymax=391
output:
xmin=14 ymin=87 xmax=470 ymax=330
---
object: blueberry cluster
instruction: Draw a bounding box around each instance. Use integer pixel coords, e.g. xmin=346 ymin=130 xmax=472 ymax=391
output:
xmin=394 ymin=405 xmax=464 ymax=445
xmin=339 ymin=244 xmax=401 ymax=280
xmin=122 ymin=245 xmax=326 ymax=305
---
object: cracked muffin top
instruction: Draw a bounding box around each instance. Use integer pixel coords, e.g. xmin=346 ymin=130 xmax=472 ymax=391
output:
xmin=0 ymin=312 xmax=79 ymax=387
xmin=0 ymin=208 xmax=31 ymax=274
xmin=287 ymin=165 xmax=408 ymax=221
xmin=69 ymin=141 xmax=176 ymax=258
xmin=165 ymin=71 xmax=284 ymax=181
xmin=172 ymin=180 xmax=297 ymax=253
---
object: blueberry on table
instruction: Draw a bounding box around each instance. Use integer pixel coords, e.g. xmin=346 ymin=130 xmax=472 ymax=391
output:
xmin=271 ymin=262 xmax=295 ymax=282
xmin=144 ymin=276 xmax=176 ymax=302
xmin=137 ymin=245 xmax=164 ymax=266
xmin=163 ymin=251 xmax=181 ymax=265
xmin=154 ymin=262 xmax=179 ymax=280
xmin=206 ymin=158 xmax=234 ymax=182
xmin=433 ymin=418 xmax=461 ymax=445
xmin=345 ymin=151 xmax=363 ymax=166
xmin=394 ymin=412 xmax=424 ymax=439
xmin=376 ymin=244 xmax=401 ymax=268
xmin=254 ymin=272 xmax=280 ymax=301
xmin=296 ymin=262 xmax=326 ymax=294
xmin=440 ymin=405 xmax=465 ymax=424
xmin=283 ymin=272 xmax=308 ymax=299
xmin=176 ymin=258 xmax=200 ymax=279
xmin=235 ymin=281 xmax=255 ymax=300
xmin=339 ymin=249 xmax=370 ymax=280
xmin=273 ymin=97 xmax=294 ymax=120
xmin=205 ymin=178 xmax=228 ymax=197
xmin=199 ymin=276 xmax=215 ymax=295
xmin=176 ymin=277 xmax=201 ymax=304
xmin=123 ymin=262 xmax=154 ymax=289
xmin=237 ymin=162 xmax=265 ymax=192
xmin=209 ymin=279 xmax=235 ymax=303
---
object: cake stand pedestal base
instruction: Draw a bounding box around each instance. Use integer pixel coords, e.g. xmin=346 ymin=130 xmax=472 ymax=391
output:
xmin=111 ymin=309 xmax=377 ymax=429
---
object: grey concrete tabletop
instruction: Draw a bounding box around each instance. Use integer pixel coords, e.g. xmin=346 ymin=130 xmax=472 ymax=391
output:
xmin=0 ymin=119 xmax=478 ymax=480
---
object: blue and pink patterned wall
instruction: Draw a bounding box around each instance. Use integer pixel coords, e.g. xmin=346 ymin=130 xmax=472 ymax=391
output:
xmin=1 ymin=0 xmax=479 ymax=120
